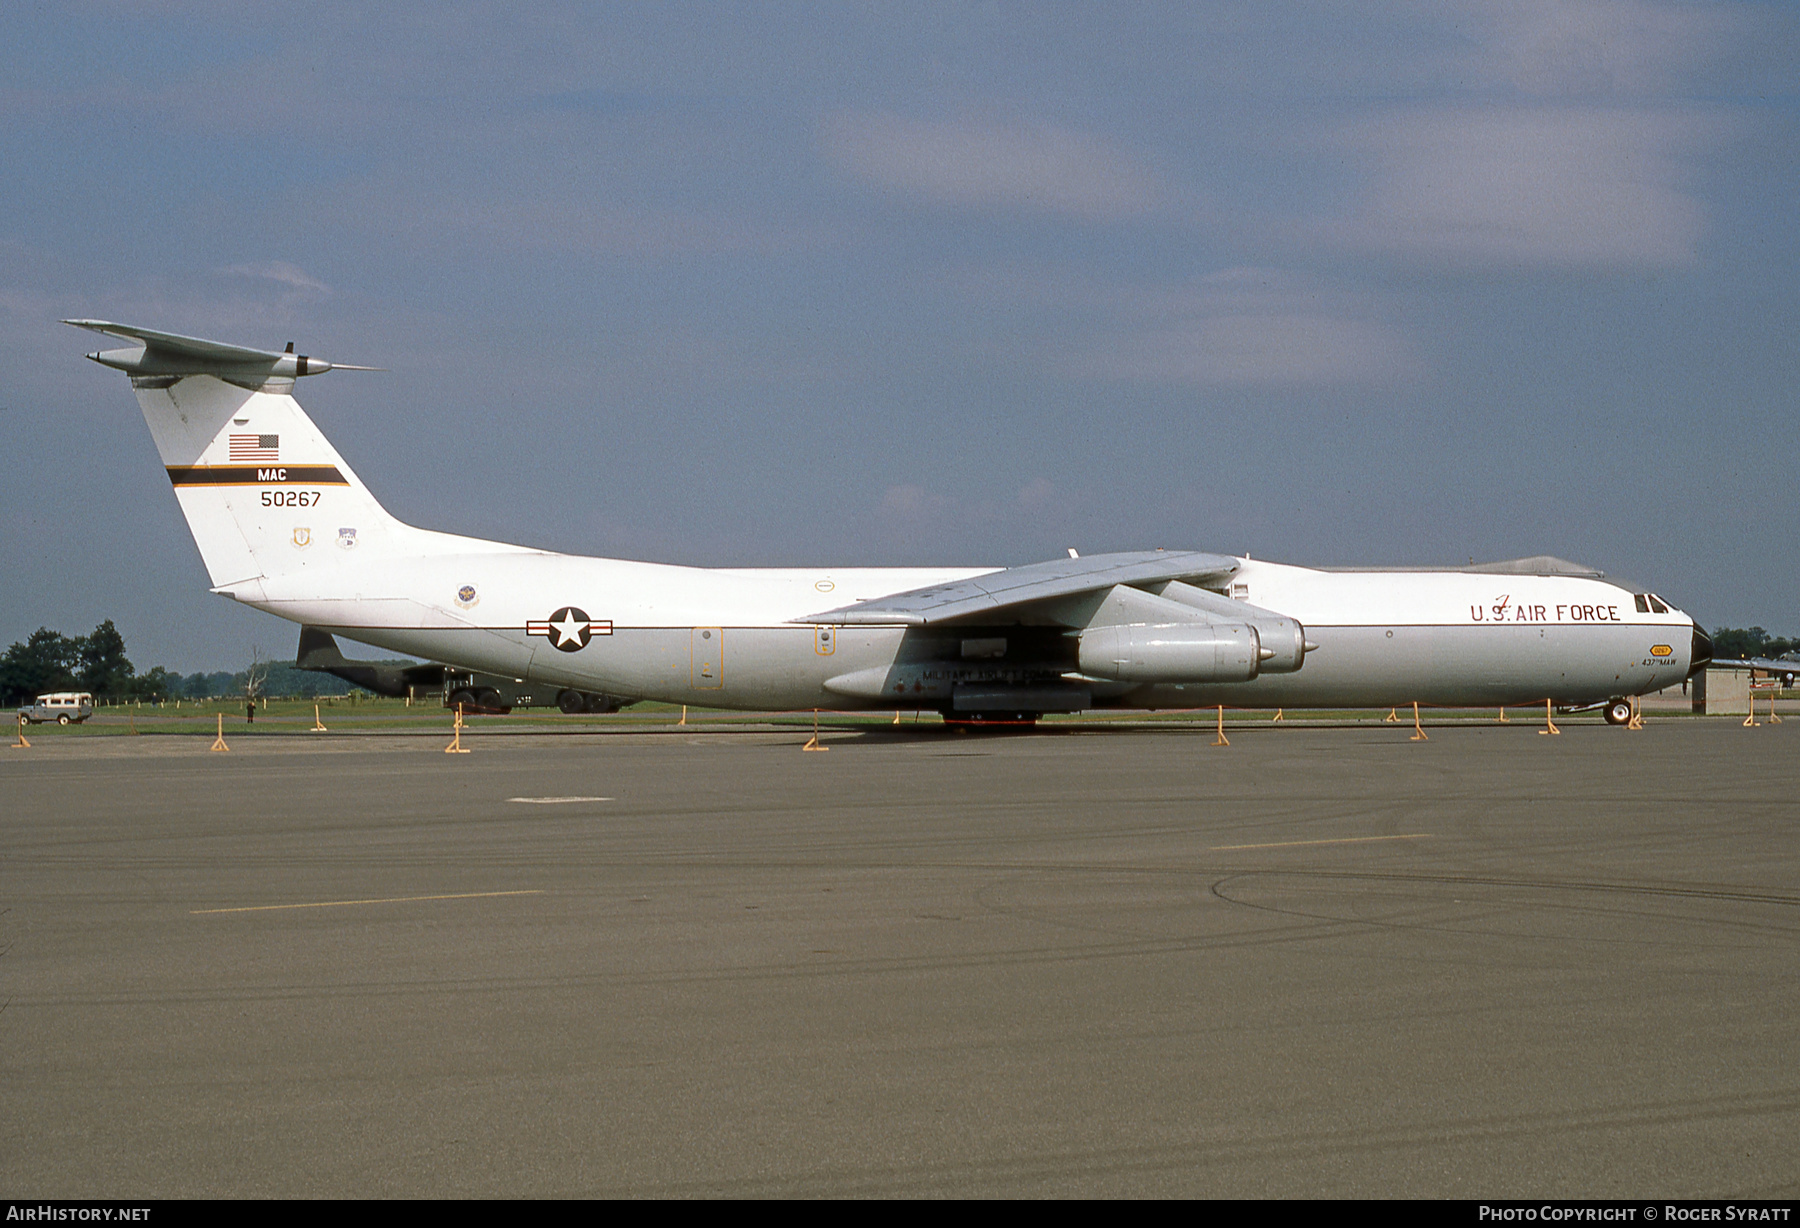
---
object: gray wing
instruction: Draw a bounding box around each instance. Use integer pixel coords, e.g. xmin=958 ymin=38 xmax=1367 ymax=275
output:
xmin=796 ymin=550 xmax=1241 ymax=625
xmin=1708 ymin=657 xmax=1799 ymax=676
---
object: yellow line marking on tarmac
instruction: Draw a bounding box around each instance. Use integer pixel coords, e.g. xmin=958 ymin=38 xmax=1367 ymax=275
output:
xmin=1211 ymin=834 xmax=1433 ymax=851
xmin=192 ymin=890 xmax=544 ymax=915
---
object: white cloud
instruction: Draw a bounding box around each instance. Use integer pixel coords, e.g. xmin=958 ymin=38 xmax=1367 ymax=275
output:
xmin=312 ymin=180 xmax=825 ymax=259
xmin=222 ymin=261 xmax=330 ymax=293
xmin=1017 ymin=477 xmax=1056 ymax=510
xmin=876 ymin=479 xmax=1057 ymax=521
xmin=822 ymin=113 xmax=1161 ymax=221
xmin=879 ymin=483 xmax=953 ymax=518
xmin=1073 ymin=314 xmax=1411 ymax=387
xmin=440 ymin=200 xmax=800 ymax=256
xmin=1328 ymin=105 xmax=1713 ymax=269
xmin=1469 ymin=0 xmax=1739 ymax=98
xmin=1049 ymin=267 xmax=1416 ymax=388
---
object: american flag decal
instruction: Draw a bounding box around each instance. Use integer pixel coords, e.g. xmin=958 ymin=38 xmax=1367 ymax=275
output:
xmin=228 ymin=434 xmax=279 ymax=462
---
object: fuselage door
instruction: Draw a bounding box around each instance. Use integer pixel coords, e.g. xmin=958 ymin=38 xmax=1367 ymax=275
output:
xmin=692 ymin=627 xmax=724 ymax=689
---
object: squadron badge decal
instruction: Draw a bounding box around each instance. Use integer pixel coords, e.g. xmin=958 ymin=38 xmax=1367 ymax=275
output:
xmin=527 ymin=607 xmax=613 ymax=652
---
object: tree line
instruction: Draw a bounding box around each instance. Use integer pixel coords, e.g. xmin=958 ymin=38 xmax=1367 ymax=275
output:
xmin=0 ymin=622 xmax=364 ymax=705
xmin=1709 ymin=627 xmax=1797 ymax=661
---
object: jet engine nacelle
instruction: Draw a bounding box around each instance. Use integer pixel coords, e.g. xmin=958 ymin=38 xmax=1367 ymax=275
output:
xmin=1078 ymin=622 xmax=1262 ymax=683
xmin=1250 ymin=616 xmax=1307 ymax=674
xmin=1148 ymin=579 xmax=1308 ymax=674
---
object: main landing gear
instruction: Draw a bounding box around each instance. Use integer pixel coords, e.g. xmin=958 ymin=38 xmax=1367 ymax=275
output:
xmin=556 ymin=689 xmax=629 ymax=714
xmin=447 ymin=687 xmax=511 ymax=715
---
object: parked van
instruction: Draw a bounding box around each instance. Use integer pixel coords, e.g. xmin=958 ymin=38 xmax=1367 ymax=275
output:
xmin=19 ymin=692 xmax=94 ymax=725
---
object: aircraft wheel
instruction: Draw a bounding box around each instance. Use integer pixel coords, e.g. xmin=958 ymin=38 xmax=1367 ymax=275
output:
xmin=1603 ymin=699 xmax=1632 ymax=725
xmin=448 ymin=688 xmax=479 ymax=713
xmin=57 ymin=713 xmax=70 ymax=725
xmin=557 ymin=689 xmax=586 ymax=714
xmin=473 ymin=688 xmax=510 ymax=715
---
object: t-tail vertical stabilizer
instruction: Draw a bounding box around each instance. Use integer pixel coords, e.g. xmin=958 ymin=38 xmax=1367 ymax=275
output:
xmin=66 ymin=320 xmax=515 ymax=605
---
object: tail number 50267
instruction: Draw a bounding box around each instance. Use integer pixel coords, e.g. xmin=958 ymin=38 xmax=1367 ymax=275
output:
xmin=261 ymin=490 xmax=321 ymax=507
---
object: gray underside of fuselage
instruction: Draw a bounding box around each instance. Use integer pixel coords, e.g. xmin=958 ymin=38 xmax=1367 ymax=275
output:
xmin=308 ymin=619 xmax=1683 ymax=711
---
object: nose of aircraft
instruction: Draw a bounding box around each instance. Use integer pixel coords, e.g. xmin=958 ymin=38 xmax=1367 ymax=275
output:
xmin=1689 ymin=623 xmax=1713 ymax=675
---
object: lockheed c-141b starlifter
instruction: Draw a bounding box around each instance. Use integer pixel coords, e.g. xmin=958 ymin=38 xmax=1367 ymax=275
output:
xmin=69 ymin=320 xmax=1712 ymax=726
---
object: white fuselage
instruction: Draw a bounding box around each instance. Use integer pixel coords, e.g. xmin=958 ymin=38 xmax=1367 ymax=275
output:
xmin=233 ymin=551 xmax=1698 ymax=711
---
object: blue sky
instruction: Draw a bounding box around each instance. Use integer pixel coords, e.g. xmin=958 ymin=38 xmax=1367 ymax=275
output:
xmin=2 ymin=2 xmax=1794 ymax=671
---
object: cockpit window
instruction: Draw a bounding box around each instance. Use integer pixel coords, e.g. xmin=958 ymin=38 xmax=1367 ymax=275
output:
xmin=1648 ymin=595 xmax=1669 ymax=614
xmin=1634 ymin=595 xmax=1650 ymax=614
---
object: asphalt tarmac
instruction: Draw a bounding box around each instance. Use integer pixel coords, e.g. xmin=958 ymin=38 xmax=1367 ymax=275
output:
xmin=3 ymin=719 xmax=1796 ymax=1197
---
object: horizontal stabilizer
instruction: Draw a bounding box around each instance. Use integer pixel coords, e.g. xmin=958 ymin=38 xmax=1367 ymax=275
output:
xmin=295 ymin=626 xmax=353 ymax=669
xmin=64 ymin=319 xmax=380 ymax=384
xmin=797 ymin=550 xmax=1240 ymax=626
xmin=295 ymin=627 xmax=446 ymax=698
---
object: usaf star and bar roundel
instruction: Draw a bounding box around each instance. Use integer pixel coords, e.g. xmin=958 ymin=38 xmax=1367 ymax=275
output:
xmin=527 ymin=606 xmax=613 ymax=652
